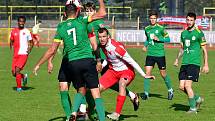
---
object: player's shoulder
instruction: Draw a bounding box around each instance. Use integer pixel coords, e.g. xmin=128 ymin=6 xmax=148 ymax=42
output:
xmin=111 ymin=39 xmax=125 ymax=48
xmin=156 ymin=24 xmax=164 ymax=29
xmin=145 ymin=25 xmax=151 ymax=30
xmin=194 ymin=26 xmax=203 ymax=33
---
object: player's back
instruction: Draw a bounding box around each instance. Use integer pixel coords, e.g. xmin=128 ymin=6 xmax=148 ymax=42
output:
xmin=56 ymin=16 xmax=94 ymax=61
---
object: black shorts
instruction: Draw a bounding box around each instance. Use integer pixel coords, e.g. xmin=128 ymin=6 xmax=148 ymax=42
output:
xmin=145 ymin=56 xmax=166 ymax=70
xmin=58 ymin=58 xmax=72 ymax=83
xmin=67 ymin=58 xmax=99 ymax=89
xmin=178 ymin=64 xmax=200 ymax=82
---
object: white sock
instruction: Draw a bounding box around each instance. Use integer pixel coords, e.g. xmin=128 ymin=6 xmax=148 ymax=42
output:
xmin=128 ymin=91 xmax=136 ymax=100
xmin=79 ymin=104 xmax=87 ymax=113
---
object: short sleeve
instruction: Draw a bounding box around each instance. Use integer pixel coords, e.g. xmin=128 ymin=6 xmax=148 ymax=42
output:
xmin=54 ymin=24 xmax=63 ymax=42
xmin=10 ymin=30 xmax=14 ymax=40
xmin=199 ymin=30 xmax=206 ymax=46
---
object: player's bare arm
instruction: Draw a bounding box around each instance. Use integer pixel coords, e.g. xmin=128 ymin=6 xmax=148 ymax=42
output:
xmin=91 ymin=0 xmax=106 ymax=20
xmin=201 ymin=45 xmax=209 ymax=73
xmin=174 ymin=43 xmax=184 ymax=67
xmin=27 ymin=39 xmax=34 ymax=54
xmin=33 ymin=42 xmax=60 ymax=75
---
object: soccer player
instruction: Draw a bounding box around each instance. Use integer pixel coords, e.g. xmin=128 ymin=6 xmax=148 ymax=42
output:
xmin=32 ymin=20 xmax=42 ymax=47
xmin=97 ymin=28 xmax=155 ymax=120
xmin=10 ymin=16 xmax=34 ymax=92
xmin=141 ymin=11 xmax=174 ymax=100
xmin=82 ymin=2 xmax=140 ymax=118
xmin=33 ymin=1 xmax=106 ymax=121
xmin=173 ymin=12 xmax=209 ymax=113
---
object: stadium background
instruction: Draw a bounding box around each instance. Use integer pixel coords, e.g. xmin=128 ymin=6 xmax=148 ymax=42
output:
xmin=0 ymin=0 xmax=215 ymax=46
xmin=0 ymin=1 xmax=215 ymax=121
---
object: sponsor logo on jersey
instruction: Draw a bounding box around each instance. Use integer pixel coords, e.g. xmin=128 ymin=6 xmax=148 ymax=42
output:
xmin=192 ymin=36 xmax=196 ymax=40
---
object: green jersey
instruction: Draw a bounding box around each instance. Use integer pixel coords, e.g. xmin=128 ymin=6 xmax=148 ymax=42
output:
xmin=144 ymin=24 xmax=170 ymax=57
xmin=87 ymin=19 xmax=106 ymax=60
xmin=54 ymin=16 xmax=94 ymax=61
xmin=181 ymin=27 xmax=206 ymax=66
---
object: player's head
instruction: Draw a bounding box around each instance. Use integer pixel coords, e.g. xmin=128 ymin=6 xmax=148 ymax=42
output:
xmin=149 ymin=10 xmax=158 ymax=25
xmin=186 ymin=12 xmax=196 ymax=29
xmin=65 ymin=3 xmax=78 ymax=18
xmin=17 ymin=16 xmax=26 ymax=29
xmin=98 ymin=28 xmax=110 ymax=46
xmin=84 ymin=2 xmax=96 ymax=16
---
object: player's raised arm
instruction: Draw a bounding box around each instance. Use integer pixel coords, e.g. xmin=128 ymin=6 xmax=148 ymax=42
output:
xmin=115 ymin=47 xmax=155 ymax=79
xmin=91 ymin=0 xmax=106 ymax=20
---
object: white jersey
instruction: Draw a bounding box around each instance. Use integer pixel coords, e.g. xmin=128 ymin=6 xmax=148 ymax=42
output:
xmin=101 ymin=39 xmax=146 ymax=77
xmin=10 ymin=28 xmax=32 ymax=56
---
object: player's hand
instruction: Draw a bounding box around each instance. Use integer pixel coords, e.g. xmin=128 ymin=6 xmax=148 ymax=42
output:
xmin=144 ymin=75 xmax=155 ymax=80
xmin=173 ymin=59 xmax=179 ymax=67
xmin=47 ymin=61 xmax=53 ymax=74
xmin=33 ymin=65 xmax=40 ymax=76
xmin=153 ymin=36 xmax=159 ymax=41
xmin=96 ymin=61 xmax=102 ymax=73
xmin=142 ymin=46 xmax=147 ymax=52
xmin=201 ymin=65 xmax=209 ymax=74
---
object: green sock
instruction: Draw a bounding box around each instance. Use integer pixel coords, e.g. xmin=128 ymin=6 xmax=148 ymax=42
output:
xmin=60 ymin=91 xmax=72 ymax=119
xmin=144 ymin=78 xmax=150 ymax=95
xmin=164 ymin=75 xmax=172 ymax=90
xmin=95 ymin=98 xmax=105 ymax=121
xmin=188 ymin=97 xmax=196 ymax=109
xmin=86 ymin=90 xmax=96 ymax=115
xmin=72 ymin=93 xmax=84 ymax=113
xmin=194 ymin=94 xmax=200 ymax=101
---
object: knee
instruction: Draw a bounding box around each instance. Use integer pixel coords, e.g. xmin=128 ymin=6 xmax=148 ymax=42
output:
xmin=179 ymin=86 xmax=185 ymax=91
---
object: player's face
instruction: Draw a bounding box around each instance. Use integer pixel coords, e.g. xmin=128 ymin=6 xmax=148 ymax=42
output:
xmin=186 ymin=16 xmax=195 ymax=28
xmin=18 ymin=18 xmax=25 ymax=29
xmin=98 ymin=31 xmax=109 ymax=46
xmin=85 ymin=8 xmax=96 ymax=16
xmin=149 ymin=15 xmax=157 ymax=25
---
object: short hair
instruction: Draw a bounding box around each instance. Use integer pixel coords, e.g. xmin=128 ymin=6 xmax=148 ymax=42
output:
xmin=149 ymin=10 xmax=158 ymax=18
xmin=84 ymin=2 xmax=96 ymax=10
xmin=186 ymin=12 xmax=196 ymax=20
xmin=65 ymin=3 xmax=77 ymax=16
xmin=98 ymin=28 xmax=109 ymax=35
xmin=18 ymin=16 xmax=26 ymax=22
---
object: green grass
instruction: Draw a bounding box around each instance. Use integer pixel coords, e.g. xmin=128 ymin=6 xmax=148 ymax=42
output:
xmin=0 ymin=46 xmax=215 ymax=121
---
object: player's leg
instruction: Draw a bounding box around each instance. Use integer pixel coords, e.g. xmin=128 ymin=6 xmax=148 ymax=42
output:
xmin=141 ymin=56 xmax=155 ymax=100
xmin=58 ymin=59 xmax=72 ymax=120
xmin=107 ymin=70 xmax=135 ymax=120
xmin=13 ymin=55 xmax=28 ymax=91
xmin=157 ymin=56 xmax=174 ymax=100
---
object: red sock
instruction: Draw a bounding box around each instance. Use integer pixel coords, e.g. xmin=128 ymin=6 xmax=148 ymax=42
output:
xmin=16 ymin=73 xmax=23 ymax=88
xmin=115 ymin=95 xmax=126 ymax=114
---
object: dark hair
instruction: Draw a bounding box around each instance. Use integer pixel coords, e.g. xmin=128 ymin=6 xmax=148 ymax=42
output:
xmin=18 ymin=16 xmax=26 ymax=22
xmin=65 ymin=3 xmax=77 ymax=16
xmin=98 ymin=28 xmax=109 ymax=35
xmin=149 ymin=10 xmax=158 ymax=18
xmin=84 ymin=2 xmax=96 ymax=10
xmin=186 ymin=12 xmax=196 ymax=20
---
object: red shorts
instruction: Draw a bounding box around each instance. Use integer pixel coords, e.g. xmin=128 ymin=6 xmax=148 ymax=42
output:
xmin=12 ymin=55 xmax=28 ymax=72
xmin=99 ymin=68 xmax=135 ymax=89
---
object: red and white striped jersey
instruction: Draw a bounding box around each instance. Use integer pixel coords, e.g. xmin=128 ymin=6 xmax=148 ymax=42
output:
xmin=10 ymin=28 xmax=32 ymax=56
xmin=101 ymin=39 xmax=146 ymax=77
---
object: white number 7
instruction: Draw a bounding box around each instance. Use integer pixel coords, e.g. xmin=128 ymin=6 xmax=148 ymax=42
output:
xmin=67 ymin=28 xmax=77 ymax=45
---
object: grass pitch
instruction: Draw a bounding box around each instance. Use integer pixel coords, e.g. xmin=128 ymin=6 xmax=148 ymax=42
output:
xmin=0 ymin=46 xmax=215 ymax=121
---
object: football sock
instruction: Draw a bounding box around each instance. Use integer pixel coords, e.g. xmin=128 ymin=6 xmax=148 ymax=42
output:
xmin=128 ymin=91 xmax=136 ymax=100
xmin=115 ymin=95 xmax=126 ymax=114
xmin=80 ymin=96 xmax=87 ymax=113
xmin=194 ymin=94 xmax=201 ymax=102
xmin=95 ymin=98 xmax=105 ymax=121
xmin=144 ymin=78 xmax=150 ymax=95
xmin=72 ymin=93 xmax=84 ymax=113
xmin=60 ymin=91 xmax=72 ymax=119
xmin=188 ymin=97 xmax=196 ymax=109
xmin=164 ymin=75 xmax=172 ymax=90
xmin=16 ymin=73 xmax=23 ymax=88
xmin=86 ymin=90 xmax=96 ymax=115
